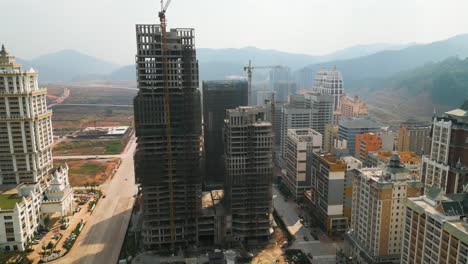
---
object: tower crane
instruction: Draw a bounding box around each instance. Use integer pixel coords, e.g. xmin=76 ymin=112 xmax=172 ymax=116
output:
xmin=243 ymin=61 xmax=285 ymax=130
xmin=159 ymin=0 xmax=176 ymax=246
xmin=243 ymin=60 xmax=284 ymax=106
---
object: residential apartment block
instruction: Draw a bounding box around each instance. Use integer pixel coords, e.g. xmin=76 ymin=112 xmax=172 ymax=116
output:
xmin=397 ymin=120 xmax=431 ymax=156
xmin=0 ymin=45 xmax=53 ymax=185
xmin=339 ymin=95 xmax=368 ymax=118
xmin=355 ymin=132 xmax=382 ymax=162
xmin=284 ymin=128 xmax=322 ymax=200
xmin=420 ymin=101 xmax=468 ymax=194
xmin=402 ymin=187 xmax=468 ymax=264
xmin=313 ymin=67 xmax=344 ymax=112
xmin=0 ymin=45 xmax=74 ymax=251
xmin=338 ymin=117 xmax=382 ymax=156
xmin=308 ymin=153 xmax=347 ymax=235
xmin=280 ymin=93 xmax=333 ymax=161
xmin=345 ymin=155 xmax=423 ymax=264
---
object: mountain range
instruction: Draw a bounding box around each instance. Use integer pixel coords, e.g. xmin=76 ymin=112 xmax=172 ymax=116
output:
xmin=297 ymin=34 xmax=468 ymax=90
xmin=19 ymin=42 xmax=412 ymax=83
xmin=362 ymin=56 xmax=468 ymax=121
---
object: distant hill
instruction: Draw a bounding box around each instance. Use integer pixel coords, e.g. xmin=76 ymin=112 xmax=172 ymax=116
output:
xmin=296 ymin=33 xmax=468 ymax=89
xmin=20 ymin=50 xmax=119 ymax=82
xmin=110 ymin=44 xmax=408 ymax=82
xmin=361 ymin=57 xmax=468 ymax=121
xmin=316 ymin=43 xmax=413 ymax=62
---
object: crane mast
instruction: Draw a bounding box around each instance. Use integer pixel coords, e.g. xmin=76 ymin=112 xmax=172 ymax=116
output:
xmin=159 ymin=0 xmax=175 ymax=246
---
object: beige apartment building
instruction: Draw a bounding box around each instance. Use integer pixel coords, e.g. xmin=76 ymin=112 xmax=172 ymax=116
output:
xmin=345 ymin=155 xmax=423 ymax=264
xmin=284 ymin=128 xmax=322 ymax=200
xmin=402 ymin=187 xmax=468 ymax=264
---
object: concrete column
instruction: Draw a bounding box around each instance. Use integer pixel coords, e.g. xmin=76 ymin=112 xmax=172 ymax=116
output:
xmin=12 ymin=76 xmax=18 ymax=93
xmin=19 ymin=76 xmax=24 ymax=93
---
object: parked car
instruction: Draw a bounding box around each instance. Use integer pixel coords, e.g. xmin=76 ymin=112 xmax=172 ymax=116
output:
xmin=75 ymin=207 xmax=81 ymax=213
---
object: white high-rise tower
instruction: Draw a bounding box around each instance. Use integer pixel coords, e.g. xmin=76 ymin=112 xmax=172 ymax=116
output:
xmin=0 ymin=45 xmax=53 ymax=184
xmin=313 ymin=66 xmax=344 ymax=111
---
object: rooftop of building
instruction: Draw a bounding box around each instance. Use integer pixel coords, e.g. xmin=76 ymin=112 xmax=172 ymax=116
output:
xmin=400 ymin=119 xmax=432 ymax=127
xmin=445 ymin=99 xmax=468 ymax=118
xmin=339 ymin=117 xmax=382 ymax=129
xmin=287 ymin=128 xmax=321 ymax=140
xmin=0 ymin=186 xmax=22 ymax=210
xmin=370 ymin=150 xmax=420 ymax=163
xmin=314 ymin=153 xmax=346 ymax=171
xmin=202 ymin=79 xmax=247 ymax=89
xmin=358 ymin=155 xmax=419 ymax=185
xmin=406 ymin=187 xmax=468 ymax=244
xmin=356 ymin=132 xmax=379 ymax=139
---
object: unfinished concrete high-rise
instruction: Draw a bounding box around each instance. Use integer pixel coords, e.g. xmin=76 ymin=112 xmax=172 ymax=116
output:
xmin=224 ymin=106 xmax=273 ymax=244
xmin=202 ymin=80 xmax=248 ymax=184
xmin=134 ymin=25 xmax=202 ymax=250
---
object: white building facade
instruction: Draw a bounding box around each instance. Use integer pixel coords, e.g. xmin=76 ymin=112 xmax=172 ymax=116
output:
xmin=284 ymin=128 xmax=322 ymax=200
xmin=0 ymin=45 xmax=74 ymax=251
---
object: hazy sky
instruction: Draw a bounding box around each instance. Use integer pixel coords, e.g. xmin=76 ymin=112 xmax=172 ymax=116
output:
xmin=2 ymin=0 xmax=468 ymax=65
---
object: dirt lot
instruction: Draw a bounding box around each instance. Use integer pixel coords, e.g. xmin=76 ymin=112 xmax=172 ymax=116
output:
xmin=53 ymin=139 xmax=127 ymax=156
xmin=54 ymin=158 xmax=120 ymax=187
xmin=49 ymin=84 xmax=135 ymax=132
xmin=251 ymin=226 xmax=287 ymax=264
xmin=52 ymin=105 xmax=133 ymax=132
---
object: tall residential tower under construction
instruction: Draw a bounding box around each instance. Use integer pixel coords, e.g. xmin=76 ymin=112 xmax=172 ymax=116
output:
xmin=134 ymin=25 xmax=202 ymax=250
xmin=224 ymin=106 xmax=273 ymax=244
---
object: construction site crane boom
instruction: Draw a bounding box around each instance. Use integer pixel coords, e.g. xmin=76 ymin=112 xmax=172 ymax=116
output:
xmin=243 ymin=60 xmax=284 ymax=105
xmin=159 ymin=0 xmax=176 ymax=247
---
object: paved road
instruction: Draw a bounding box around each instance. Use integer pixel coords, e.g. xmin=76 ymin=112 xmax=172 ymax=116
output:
xmin=273 ymin=187 xmax=313 ymax=242
xmin=51 ymin=136 xmax=137 ymax=264
xmin=273 ymin=186 xmax=341 ymax=260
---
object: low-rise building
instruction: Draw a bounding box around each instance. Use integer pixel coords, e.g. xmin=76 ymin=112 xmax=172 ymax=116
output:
xmin=355 ymin=133 xmax=382 ymax=162
xmin=402 ymin=187 xmax=468 ymax=264
xmin=0 ymin=164 xmax=74 ymax=251
xmin=345 ymin=155 xmax=423 ymax=264
xmin=284 ymin=129 xmax=322 ymax=200
xmin=339 ymin=95 xmax=368 ymax=118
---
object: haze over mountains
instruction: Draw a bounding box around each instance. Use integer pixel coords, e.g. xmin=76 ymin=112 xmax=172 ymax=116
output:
xmin=16 ymin=33 xmax=468 ymax=117
xmin=20 ymin=42 xmax=412 ymax=83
